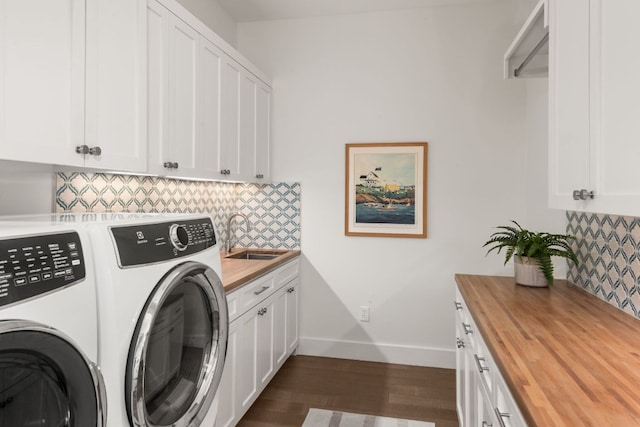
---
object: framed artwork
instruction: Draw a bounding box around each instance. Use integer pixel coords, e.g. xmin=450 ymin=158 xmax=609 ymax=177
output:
xmin=345 ymin=142 xmax=428 ymax=238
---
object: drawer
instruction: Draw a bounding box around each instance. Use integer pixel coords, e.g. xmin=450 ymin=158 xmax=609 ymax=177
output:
xmin=494 ymin=369 xmax=527 ymax=426
xmin=238 ymin=272 xmax=277 ymax=313
xmin=276 ymin=259 xmax=299 ymax=287
xmin=473 ymin=331 xmax=495 ymax=397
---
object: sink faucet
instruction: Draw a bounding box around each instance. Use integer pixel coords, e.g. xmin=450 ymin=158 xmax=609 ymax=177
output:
xmin=225 ymin=212 xmax=250 ymax=254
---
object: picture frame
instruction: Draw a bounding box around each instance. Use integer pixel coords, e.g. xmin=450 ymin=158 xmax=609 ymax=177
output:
xmin=345 ymin=142 xmax=428 ymax=238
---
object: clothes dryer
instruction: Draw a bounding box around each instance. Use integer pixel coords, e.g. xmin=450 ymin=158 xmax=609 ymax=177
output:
xmin=0 ymin=220 xmax=106 ymax=426
xmin=82 ymin=213 xmax=228 ymax=427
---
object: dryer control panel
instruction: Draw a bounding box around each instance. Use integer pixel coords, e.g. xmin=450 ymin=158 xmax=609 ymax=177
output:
xmin=111 ymin=217 xmax=217 ymax=268
xmin=0 ymin=232 xmax=86 ymax=308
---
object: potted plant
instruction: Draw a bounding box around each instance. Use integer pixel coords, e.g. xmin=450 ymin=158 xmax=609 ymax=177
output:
xmin=483 ymin=220 xmax=578 ymax=287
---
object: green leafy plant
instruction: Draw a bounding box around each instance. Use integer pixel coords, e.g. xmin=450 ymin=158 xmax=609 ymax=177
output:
xmin=483 ymin=220 xmax=578 ymax=285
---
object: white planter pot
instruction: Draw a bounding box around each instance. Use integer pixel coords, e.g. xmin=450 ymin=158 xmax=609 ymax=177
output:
xmin=514 ymin=257 xmax=549 ymax=287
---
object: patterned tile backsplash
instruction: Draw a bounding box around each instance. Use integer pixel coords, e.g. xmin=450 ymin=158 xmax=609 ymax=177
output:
xmin=567 ymin=211 xmax=640 ymax=317
xmin=55 ymin=173 xmax=301 ymax=250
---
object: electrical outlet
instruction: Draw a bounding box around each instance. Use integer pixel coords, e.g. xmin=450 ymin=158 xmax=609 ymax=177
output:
xmin=359 ymin=306 xmax=370 ymax=322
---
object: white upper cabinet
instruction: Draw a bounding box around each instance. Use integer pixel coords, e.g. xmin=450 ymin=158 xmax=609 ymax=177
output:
xmin=198 ymin=38 xmax=223 ymax=179
xmin=549 ymin=0 xmax=640 ymax=216
xmin=149 ymin=0 xmax=272 ymax=182
xmin=239 ymin=71 xmax=258 ymax=182
xmin=0 ymin=0 xmax=85 ymax=166
xmin=0 ymin=0 xmax=146 ymax=171
xmin=255 ymin=82 xmax=271 ymax=183
xmin=84 ymin=0 xmax=147 ymax=172
xmin=147 ymin=3 xmax=200 ymax=178
xmin=1 ymin=0 xmax=270 ymax=180
xmin=167 ymin=14 xmax=199 ymax=176
xmin=221 ymin=62 xmax=273 ymax=183
xmin=219 ymin=57 xmax=242 ymax=181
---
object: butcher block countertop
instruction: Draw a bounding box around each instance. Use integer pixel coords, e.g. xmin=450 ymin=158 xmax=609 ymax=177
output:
xmin=456 ymin=274 xmax=640 ymax=427
xmin=220 ymin=249 xmax=301 ymax=293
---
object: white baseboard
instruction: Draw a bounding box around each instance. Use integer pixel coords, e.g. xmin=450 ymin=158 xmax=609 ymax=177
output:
xmin=296 ymin=337 xmax=455 ymax=369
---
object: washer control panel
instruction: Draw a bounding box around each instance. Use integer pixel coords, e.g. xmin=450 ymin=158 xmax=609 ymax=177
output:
xmin=111 ymin=217 xmax=217 ymax=267
xmin=0 ymin=232 xmax=85 ymax=308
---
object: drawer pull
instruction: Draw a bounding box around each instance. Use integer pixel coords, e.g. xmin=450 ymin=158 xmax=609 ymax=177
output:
xmin=456 ymin=338 xmax=465 ymax=349
xmin=495 ymin=409 xmax=510 ymax=427
xmin=474 ymin=354 xmax=489 ymax=373
xmin=482 ymin=422 xmax=493 ymax=427
xmin=258 ymin=307 xmax=268 ymax=316
xmin=287 ymin=287 xmax=295 ymax=293
xmin=463 ymin=323 xmax=473 ymax=335
xmin=254 ymin=285 xmax=270 ymax=295
xmin=454 ymin=301 xmax=463 ymax=310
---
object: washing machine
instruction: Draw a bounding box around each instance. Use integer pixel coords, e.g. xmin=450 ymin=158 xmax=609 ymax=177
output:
xmin=80 ymin=212 xmax=228 ymax=427
xmin=0 ymin=220 xmax=106 ymax=426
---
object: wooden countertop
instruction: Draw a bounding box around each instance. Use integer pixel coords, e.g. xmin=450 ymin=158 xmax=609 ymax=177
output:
xmin=220 ymin=249 xmax=301 ymax=293
xmin=456 ymin=274 xmax=640 ymax=427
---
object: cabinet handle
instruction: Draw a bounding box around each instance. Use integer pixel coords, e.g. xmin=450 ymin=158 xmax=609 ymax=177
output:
xmin=164 ymin=162 xmax=179 ymax=169
xmin=89 ymin=146 xmax=101 ymax=156
xmin=254 ymin=285 xmax=270 ymax=295
xmin=456 ymin=337 xmax=465 ymax=349
xmin=287 ymin=287 xmax=295 ymax=293
xmin=454 ymin=302 xmax=463 ymax=310
xmin=482 ymin=422 xmax=493 ymax=427
xmin=258 ymin=307 xmax=268 ymax=316
xmin=256 ymin=174 xmax=264 ymax=179
xmin=474 ymin=354 xmax=490 ymax=373
xmin=463 ymin=323 xmax=473 ymax=335
xmin=494 ymin=409 xmax=510 ymax=427
xmin=572 ymin=189 xmax=594 ymax=200
xmin=76 ymin=145 xmax=89 ymax=155
xmin=220 ymin=169 xmax=232 ymax=175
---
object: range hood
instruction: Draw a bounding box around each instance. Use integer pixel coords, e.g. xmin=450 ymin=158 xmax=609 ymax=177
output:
xmin=504 ymin=0 xmax=549 ymax=79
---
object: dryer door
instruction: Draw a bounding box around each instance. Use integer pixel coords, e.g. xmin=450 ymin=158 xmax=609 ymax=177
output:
xmin=126 ymin=261 xmax=228 ymax=427
xmin=0 ymin=321 xmax=106 ymax=427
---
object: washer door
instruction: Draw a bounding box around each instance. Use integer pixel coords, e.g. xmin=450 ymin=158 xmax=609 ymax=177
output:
xmin=126 ymin=261 xmax=228 ymax=427
xmin=0 ymin=320 xmax=106 ymax=427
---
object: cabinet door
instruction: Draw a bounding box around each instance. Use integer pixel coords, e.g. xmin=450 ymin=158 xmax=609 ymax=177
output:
xmin=147 ymin=0 xmax=169 ymax=176
xmin=256 ymin=298 xmax=275 ymax=389
xmin=166 ymin=14 xmax=199 ymax=177
xmin=236 ymin=306 xmax=259 ymax=415
xmin=254 ymin=82 xmax=271 ymax=182
xmin=0 ymin=0 xmax=85 ymax=166
xmin=198 ymin=38 xmax=223 ymax=179
xmin=587 ymin=0 xmax=640 ymax=216
xmin=215 ymin=315 xmax=239 ymax=427
xmin=494 ymin=372 xmax=527 ymax=427
xmin=285 ymin=279 xmax=299 ymax=354
xmin=548 ymin=0 xmax=590 ymax=211
xmin=220 ymin=56 xmax=241 ymax=180
xmin=464 ymin=345 xmax=477 ymax=427
xmin=456 ymin=321 xmax=467 ymax=427
xmin=273 ymin=285 xmax=288 ymax=369
xmin=84 ymin=0 xmax=146 ymax=172
xmin=476 ymin=377 xmax=497 ymax=427
xmin=239 ymin=71 xmax=257 ymax=182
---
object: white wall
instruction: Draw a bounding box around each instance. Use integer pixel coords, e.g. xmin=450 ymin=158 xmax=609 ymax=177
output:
xmin=237 ymin=1 xmax=537 ymax=368
xmin=176 ymin=0 xmax=237 ymax=47
xmin=0 ymin=161 xmax=55 ymax=215
xmin=524 ymin=79 xmax=568 ymax=276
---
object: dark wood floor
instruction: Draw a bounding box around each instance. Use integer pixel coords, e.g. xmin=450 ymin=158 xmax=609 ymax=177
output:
xmin=237 ymin=355 xmax=459 ymax=427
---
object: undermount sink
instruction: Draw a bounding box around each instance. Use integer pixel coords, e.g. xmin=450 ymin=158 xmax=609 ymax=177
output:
xmin=225 ymin=249 xmax=287 ymax=261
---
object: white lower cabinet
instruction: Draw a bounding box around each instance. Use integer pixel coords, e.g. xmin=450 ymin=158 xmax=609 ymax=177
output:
xmin=216 ymin=259 xmax=300 ymax=427
xmin=455 ymin=289 xmax=527 ymax=427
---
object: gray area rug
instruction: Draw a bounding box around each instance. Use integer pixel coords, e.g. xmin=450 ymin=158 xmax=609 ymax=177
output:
xmin=301 ymin=409 xmax=436 ymax=427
